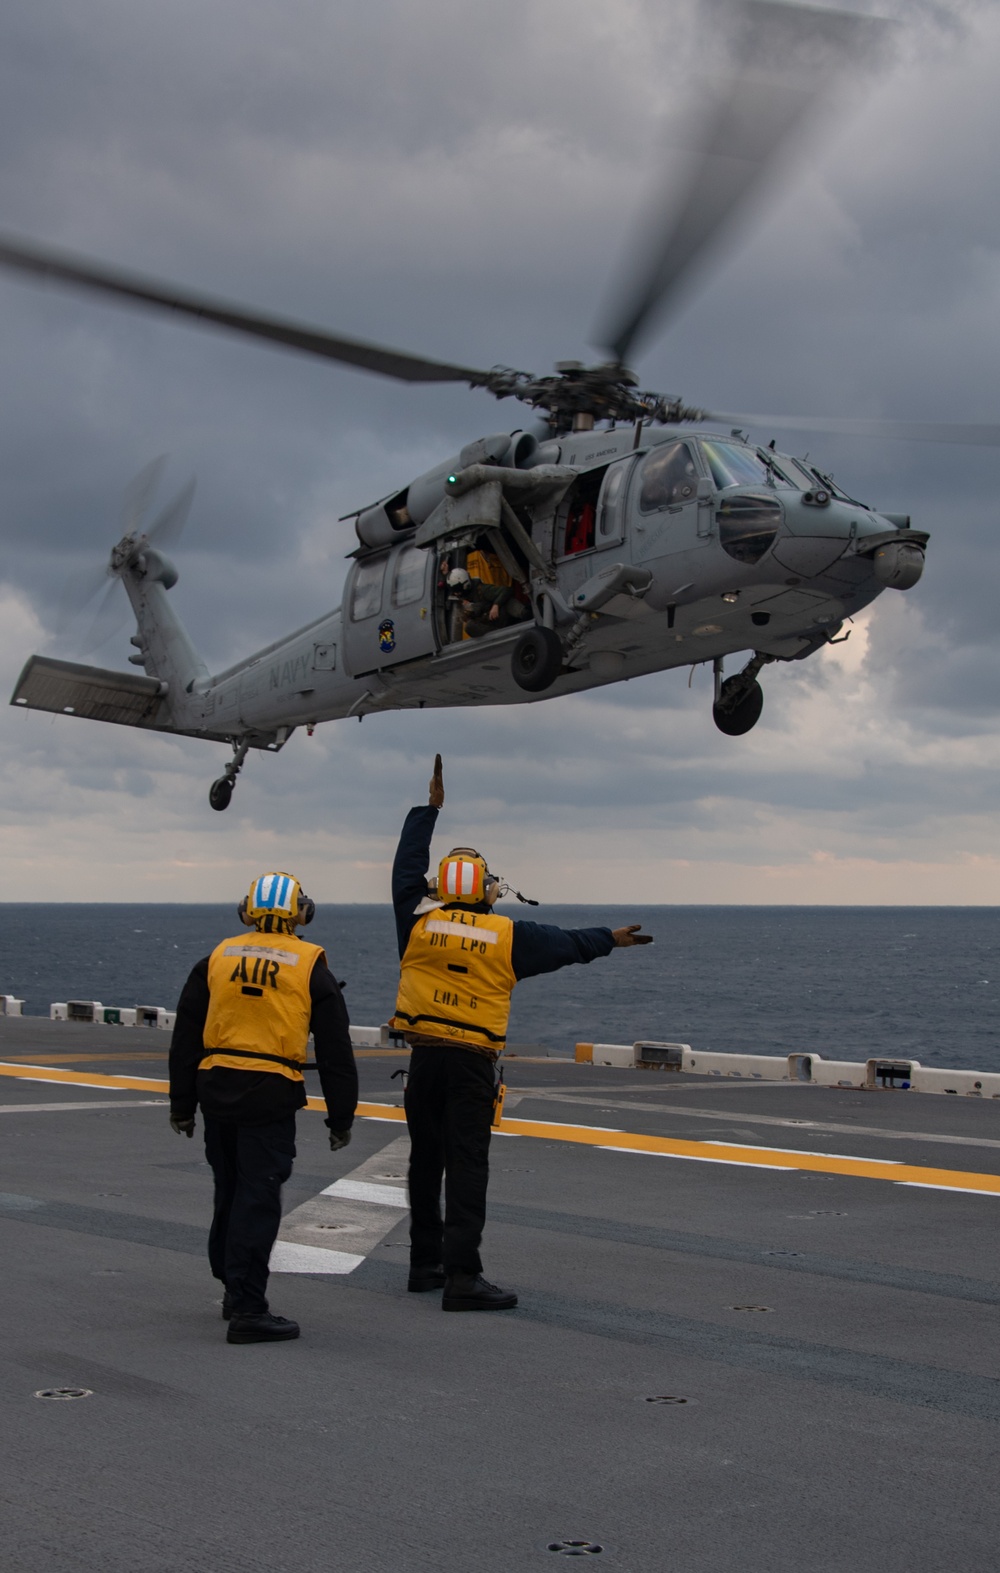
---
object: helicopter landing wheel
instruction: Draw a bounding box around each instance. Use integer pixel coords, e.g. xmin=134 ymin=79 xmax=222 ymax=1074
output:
xmin=511 ymin=626 xmax=563 ymax=693
xmin=209 ymin=776 xmax=234 ymax=812
xmin=712 ymin=677 xmax=764 ymax=737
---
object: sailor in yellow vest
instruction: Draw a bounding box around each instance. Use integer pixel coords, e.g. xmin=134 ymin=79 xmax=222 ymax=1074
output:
xmin=169 ymin=873 xmax=357 ymax=1343
xmin=393 ymin=757 xmax=652 ymax=1310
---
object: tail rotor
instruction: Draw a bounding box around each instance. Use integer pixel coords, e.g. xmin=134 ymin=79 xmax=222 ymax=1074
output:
xmin=57 ymin=459 xmax=195 ymax=655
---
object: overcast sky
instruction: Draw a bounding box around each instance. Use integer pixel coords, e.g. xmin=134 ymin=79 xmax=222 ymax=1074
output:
xmin=0 ymin=0 xmax=998 ymax=905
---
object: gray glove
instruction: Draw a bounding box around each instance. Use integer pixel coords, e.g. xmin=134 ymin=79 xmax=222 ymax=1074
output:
xmin=170 ymin=1115 xmax=195 ymax=1138
xmin=328 ymin=1128 xmax=352 ymax=1152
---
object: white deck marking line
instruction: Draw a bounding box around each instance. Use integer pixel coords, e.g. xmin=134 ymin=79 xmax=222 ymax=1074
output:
xmin=701 ymin=1140 xmax=903 ymax=1164
xmin=321 ymin=1178 xmax=408 ymax=1206
xmin=269 ymin=1242 xmax=366 ymax=1274
xmin=0 ymin=1100 xmax=168 ymax=1113
xmin=270 ymin=1133 xmax=411 ymax=1277
xmin=599 ymin=1145 xmax=790 ymax=1170
xmin=896 ymin=1181 xmax=1000 ymax=1198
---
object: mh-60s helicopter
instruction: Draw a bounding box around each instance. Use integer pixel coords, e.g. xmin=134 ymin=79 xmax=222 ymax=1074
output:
xmin=4 ymin=2 xmax=996 ymax=809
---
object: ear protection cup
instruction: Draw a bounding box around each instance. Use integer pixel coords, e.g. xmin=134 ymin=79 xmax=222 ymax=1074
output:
xmin=298 ymin=894 xmax=316 ymax=926
xmin=237 ymin=896 xmax=253 ymax=927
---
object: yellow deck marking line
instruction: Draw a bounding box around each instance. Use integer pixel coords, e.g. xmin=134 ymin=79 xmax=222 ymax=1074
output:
xmin=0 ymin=1049 xmax=394 ymax=1063
xmin=0 ymin=1062 xmax=175 ymax=1094
xmin=2 ymin=1062 xmax=998 ymax=1196
xmin=0 ymin=1051 xmax=167 ymax=1063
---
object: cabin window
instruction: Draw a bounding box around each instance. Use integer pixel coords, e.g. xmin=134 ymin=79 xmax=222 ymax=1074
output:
xmin=351 ymin=556 xmax=385 ymax=620
xmin=716 ymin=495 xmax=782 ymax=564
xmin=392 ymin=545 xmax=427 ymax=607
xmin=639 ymin=442 xmax=699 ymax=510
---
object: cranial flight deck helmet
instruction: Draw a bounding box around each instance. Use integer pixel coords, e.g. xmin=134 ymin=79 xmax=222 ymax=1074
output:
xmin=436 ymin=848 xmax=500 ymax=907
xmin=238 ymin=871 xmax=316 ymax=931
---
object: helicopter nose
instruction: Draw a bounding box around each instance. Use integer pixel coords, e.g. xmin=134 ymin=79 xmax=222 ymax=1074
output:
xmin=769 ymin=498 xmax=854 ymax=579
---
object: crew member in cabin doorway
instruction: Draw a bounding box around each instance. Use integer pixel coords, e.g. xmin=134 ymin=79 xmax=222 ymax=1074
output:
xmin=392 ymin=756 xmax=652 ymax=1311
xmin=169 ymin=873 xmax=357 ymax=1344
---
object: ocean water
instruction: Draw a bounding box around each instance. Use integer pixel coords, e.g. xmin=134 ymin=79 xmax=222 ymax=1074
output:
xmin=2 ymin=905 xmax=999 ymax=1073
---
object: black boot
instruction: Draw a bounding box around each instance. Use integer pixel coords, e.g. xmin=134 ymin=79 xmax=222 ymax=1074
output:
xmin=442 ymin=1273 xmax=517 ymax=1311
xmin=221 ymin=1293 xmax=233 ymax=1321
xmin=227 ymin=1311 xmax=300 ymax=1344
xmin=408 ymin=1264 xmax=447 ymax=1293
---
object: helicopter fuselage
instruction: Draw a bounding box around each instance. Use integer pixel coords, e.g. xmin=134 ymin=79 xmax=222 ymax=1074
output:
xmin=10 ymin=420 xmax=927 ymax=804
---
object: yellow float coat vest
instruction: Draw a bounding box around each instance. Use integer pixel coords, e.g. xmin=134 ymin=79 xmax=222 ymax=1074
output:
xmin=201 ymin=932 xmax=324 ymax=1081
xmin=393 ymin=908 xmax=516 ymax=1051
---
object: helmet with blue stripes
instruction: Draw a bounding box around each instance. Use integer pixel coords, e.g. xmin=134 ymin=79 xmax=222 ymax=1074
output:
xmin=238 ymin=871 xmax=315 ymax=929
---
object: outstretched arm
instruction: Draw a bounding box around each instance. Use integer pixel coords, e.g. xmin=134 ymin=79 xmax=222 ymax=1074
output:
xmin=512 ymin=921 xmax=652 ymax=980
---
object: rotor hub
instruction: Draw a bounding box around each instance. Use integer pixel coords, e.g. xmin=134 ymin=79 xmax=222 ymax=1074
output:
xmin=477 ymin=362 xmax=703 ymax=435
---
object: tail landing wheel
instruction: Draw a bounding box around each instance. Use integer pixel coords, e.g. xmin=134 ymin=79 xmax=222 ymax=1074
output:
xmin=209 ymin=776 xmax=234 ymax=812
xmin=209 ymin=738 xmax=250 ymax=812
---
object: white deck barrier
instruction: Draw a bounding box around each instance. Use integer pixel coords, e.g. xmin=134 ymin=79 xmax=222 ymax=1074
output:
xmin=577 ymin=1040 xmax=1000 ymax=1097
xmin=1 ymin=995 xmax=24 ymax=1017
xmin=48 ymin=1002 xmax=172 ymax=1029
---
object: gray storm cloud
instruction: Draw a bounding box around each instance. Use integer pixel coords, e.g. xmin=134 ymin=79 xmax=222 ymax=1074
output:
xmin=0 ymin=0 xmax=998 ymax=903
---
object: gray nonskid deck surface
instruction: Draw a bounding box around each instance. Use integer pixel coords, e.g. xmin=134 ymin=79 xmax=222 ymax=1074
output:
xmin=1 ymin=1018 xmax=998 ymax=1572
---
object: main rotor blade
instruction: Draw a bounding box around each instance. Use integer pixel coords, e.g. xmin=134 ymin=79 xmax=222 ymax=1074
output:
xmin=699 ymin=412 xmax=1000 ymax=447
xmin=596 ymin=1 xmax=892 ymax=367
xmin=0 ymin=233 xmax=493 ymax=386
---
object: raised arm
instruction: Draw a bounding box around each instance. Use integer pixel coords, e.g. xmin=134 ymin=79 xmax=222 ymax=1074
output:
xmin=392 ymin=754 xmax=444 ymax=957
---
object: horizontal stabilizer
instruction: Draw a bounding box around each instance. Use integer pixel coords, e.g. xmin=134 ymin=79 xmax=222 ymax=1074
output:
xmin=11 ymin=655 xmax=170 ymax=728
xmin=10 ymin=655 xmax=281 ymax=748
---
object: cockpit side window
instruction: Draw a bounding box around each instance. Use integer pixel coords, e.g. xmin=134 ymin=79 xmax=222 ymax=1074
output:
xmin=639 ymin=442 xmax=699 ymax=511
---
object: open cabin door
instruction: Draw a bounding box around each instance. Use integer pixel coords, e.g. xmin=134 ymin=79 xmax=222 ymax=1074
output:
xmin=342 ymin=542 xmax=437 ymax=677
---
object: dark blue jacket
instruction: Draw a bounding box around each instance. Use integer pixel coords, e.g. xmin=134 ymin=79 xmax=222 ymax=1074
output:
xmin=392 ymin=805 xmax=615 ymax=978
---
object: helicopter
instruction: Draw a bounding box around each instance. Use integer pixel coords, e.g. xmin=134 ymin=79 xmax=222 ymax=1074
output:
xmin=4 ymin=0 xmax=997 ymax=811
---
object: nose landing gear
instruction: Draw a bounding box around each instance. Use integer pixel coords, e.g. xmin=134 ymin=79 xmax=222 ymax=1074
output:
xmin=712 ymin=652 xmax=774 ymax=737
xmin=209 ymin=739 xmax=250 ymax=812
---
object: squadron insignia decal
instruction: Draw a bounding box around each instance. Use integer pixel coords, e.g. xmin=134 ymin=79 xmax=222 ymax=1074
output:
xmin=378 ymin=619 xmax=397 ymax=653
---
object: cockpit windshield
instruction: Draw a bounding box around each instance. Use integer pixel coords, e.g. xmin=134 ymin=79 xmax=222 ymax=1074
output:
xmin=699 ymin=438 xmax=771 ymax=490
xmin=765 ymin=456 xmax=813 ymax=489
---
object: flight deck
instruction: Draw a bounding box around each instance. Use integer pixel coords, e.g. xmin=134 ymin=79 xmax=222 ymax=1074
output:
xmin=1 ymin=1015 xmax=998 ymax=1572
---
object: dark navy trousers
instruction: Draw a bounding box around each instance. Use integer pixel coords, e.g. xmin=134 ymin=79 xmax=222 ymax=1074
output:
xmin=203 ymin=1115 xmax=296 ymax=1314
xmin=404 ymin=1044 xmax=495 ymax=1276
